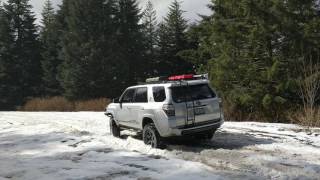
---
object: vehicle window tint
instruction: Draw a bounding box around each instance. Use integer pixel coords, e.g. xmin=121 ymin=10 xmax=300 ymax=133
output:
xmin=153 ymin=86 xmax=166 ymax=102
xmin=134 ymin=87 xmax=148 ymax=103
xmin=121 ymin=89 xmax=135 ymax=103
xmin=171 ymin=86 xmax=191 ymax=103
xmin=189 ymin=84 xmax=216 ymax=100
xmin=171 ymin=84 xmax=216 ymax=103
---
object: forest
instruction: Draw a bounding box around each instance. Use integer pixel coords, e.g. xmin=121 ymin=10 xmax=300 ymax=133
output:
xmin=0 ymin=0 xmax=319 ymax=126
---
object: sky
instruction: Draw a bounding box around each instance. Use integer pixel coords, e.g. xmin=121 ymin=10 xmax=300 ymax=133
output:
xmin=25 ymin=0 xmax=212 ymax=24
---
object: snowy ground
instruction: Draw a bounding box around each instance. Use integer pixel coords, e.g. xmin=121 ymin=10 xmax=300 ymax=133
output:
xmin=0 ymin=112 xmax=319 ymax=180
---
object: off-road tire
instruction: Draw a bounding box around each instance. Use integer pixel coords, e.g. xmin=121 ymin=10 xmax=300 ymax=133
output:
xmin=110 ymin=117 xmax=120 ymax=138
xmin=143 ymin=123 xmax=164 ymax=148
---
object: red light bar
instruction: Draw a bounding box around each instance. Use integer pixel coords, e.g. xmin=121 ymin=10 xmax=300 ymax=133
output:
xmin=168 ymin=74 xmax=194 ymax=81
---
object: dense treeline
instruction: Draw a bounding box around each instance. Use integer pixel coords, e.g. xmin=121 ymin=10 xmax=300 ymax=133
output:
xmin=0 ymin=0 xmax=319 ymax=125
xmin=0 ymin=0 xmax=193 ymax=106
xmin=190 ymin=0 xmax=320 ymax=124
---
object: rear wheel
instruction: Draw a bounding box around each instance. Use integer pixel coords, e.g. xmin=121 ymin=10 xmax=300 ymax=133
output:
xmin=110 ymin=118 xmax=120 ymax=138
xmin=143 ymin=124 xmax=163 ymax=148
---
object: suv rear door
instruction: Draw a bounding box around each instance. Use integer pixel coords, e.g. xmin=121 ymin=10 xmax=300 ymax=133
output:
xmin=127 ymin=87 xmax=148 ymax=128
xmin=171 ymin=84 xmax=221 ymax=128
xmin=189 ymin=84 xmax=221 ymax=124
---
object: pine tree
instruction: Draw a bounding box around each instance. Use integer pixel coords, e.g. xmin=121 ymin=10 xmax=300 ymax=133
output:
xmin=157 ymin=0 xmax=193 ymax=75
xmin=55 ymin=0 xmax=70 ymax=32
xmin=157 ymin=22 xmax=171 ymax=74
xmin=1 ymin=0 xmax=42 ymax=108
xmin=42 ymin=0 xmax=55 ymax=28
xmin=40 ymin=0 xmax=62 ymax=96
xmin=177 ymin=23 xmax=207 ymax=73
xmin=203 ymin=0 xmax=288 ymax=120
xmin=59 ymin=0 xmax=122 ymax=99
xmin=142 ymin=1 xmax=157 ymax=56
xmin=117 ymin=0 xmax=146 ymax=84
xmin=193 ymin=0 xmax=320 ymax=121
xmin=142 ymin=1 xmax=158 ymax=76
xmin=0 ymin=1 xmax=15 ymax=109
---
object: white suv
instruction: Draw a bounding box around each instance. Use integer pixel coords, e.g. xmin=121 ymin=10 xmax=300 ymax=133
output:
xmin=105 ymin=74 xmax=224 ymax=148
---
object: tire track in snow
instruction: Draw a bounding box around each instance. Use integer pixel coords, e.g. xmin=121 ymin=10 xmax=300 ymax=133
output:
xmin=0 ymin=112 xmax=320 ymax=180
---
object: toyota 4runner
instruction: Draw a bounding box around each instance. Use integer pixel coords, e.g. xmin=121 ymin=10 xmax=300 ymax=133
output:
xmin=105 ymin=74 xmax=224 ymax=148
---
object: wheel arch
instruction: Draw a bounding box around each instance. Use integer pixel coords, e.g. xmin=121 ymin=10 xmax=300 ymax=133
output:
xmin=105 ymin=112 xmax=114 ymax=118
xmin=142 ymin=117 xmax=154 ymax=129
xmin=105 ymin=108 xmax=115 ymax=118
xmin=106 ymin=111 xmax=119 ymax=126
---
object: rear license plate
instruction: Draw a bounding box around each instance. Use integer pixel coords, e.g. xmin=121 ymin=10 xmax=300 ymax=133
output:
xmin=195 ymin=108 xmax=205 ymax=115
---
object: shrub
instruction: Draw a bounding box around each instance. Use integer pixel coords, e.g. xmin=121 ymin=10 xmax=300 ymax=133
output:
xmin=20 ymin=97 xmax=75 ymax=112
xmin=75 ymin=98 xmax=111 ymax=111
xmin=288 ymin=107 xmax=320 ymax=127
xmin=20 ymin=97 xmax=111 ymax=112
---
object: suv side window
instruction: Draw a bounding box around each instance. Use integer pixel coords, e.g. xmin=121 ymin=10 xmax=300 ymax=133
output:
xmin=134 ymin=87 xmax=148 ymax=103
xmin=153 ymin=86 xmax=166 ymax=102
xmin=121 ymin=89 xmax=135 ymax=103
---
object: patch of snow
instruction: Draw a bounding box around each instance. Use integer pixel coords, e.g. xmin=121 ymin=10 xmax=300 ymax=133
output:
xmin=0 ymin=112 xmax=319 ymax=179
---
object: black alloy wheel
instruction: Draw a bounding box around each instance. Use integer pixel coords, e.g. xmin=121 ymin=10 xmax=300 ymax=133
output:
xmin=143 ymin=123 xmax=162 ymax=148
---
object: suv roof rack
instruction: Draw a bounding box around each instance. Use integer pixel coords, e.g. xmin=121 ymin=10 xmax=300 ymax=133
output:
xmin=144 ymin=74 xmax=209 ymax=84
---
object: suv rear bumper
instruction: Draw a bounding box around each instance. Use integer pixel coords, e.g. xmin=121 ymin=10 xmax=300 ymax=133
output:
xmin=167 ymin=119 xmax=224 ymax=136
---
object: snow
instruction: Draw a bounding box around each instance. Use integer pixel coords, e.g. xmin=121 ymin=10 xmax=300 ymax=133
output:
xmin=0 ymin=112 xmax=319 ymax=179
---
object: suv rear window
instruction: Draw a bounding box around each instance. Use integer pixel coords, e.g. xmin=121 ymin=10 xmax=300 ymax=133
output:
xmin=153 ymin=86 xmax=166 ymax=102
xmin=171 ymin=84 xmax=216 ymax=103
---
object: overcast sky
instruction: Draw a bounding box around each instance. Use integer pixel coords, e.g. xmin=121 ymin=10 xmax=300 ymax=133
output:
xmin=25 ymin=0 xmax=211 ymax=24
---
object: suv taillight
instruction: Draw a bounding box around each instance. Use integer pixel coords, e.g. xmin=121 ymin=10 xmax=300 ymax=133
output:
xmin=218 ymin=98 xmax=223 ymax=118
xmin=163 ymin=104 xmax=175 ymax=117
xmin=218 ymin=98 xmax=223 ymax=109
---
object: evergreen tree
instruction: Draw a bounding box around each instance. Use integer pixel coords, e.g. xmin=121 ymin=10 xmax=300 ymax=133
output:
xmin=117 ymin=0 xmax=146 ymax=83
xmin=1 ymin=0 xmax=42 ymax=108
xmin=142 ymin=1 xmax=158 ymax=76
xmin=0 ymin=1 xmax=15 ymax=109
xmin=193 ymin=0 xmax=320 ymax=121
xmin=40 ymin=0 xmax=62 ymax=96
xmin=54 ymin=0 xmax=71 ymax=91
xmin=177 ymin=23 xmax=206 ymax=73
xmin=59 ymin=0 xmax=122 ymax=99
xmin=55 ymin=0 xmax=70 ymax=33
xmin=198 ymin=0 xmax=289 ymax=120
xmin=157 ymin=0 xmax=193 ymax=75
xmin=142 ymin=1 xmax=157 ymax=55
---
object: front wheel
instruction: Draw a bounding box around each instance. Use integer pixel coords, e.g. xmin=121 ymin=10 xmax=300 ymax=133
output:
xmin=143 ymin=124 xmax=163 ymax=148
xmin=110 ymin=118 xmax=120 ymax=138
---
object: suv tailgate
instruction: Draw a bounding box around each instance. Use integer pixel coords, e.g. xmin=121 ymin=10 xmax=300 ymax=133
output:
xmin=171 ymin=84 xmax=221 ymax=128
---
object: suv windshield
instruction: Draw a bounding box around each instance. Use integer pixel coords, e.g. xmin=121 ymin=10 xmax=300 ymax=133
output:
xmin=171 ymin=84 xmax=216 ymax=103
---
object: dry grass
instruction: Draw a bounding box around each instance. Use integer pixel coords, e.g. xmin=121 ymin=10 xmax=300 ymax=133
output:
xmin=222 ymin=101 xmax=318 ymax=125
xmin=21 ymin=97 xmax=74 ymax=112
xmin=75 ymin=98 xmax=111 ymax=111
xmin=21 ymin=97 xmax=319 ymax=127
xmin=222 ymin=101 xmax=266 ymax=122
xmin=288 ymin=107 xmax=320 ymax=127
xmin=21 ymin=97 xmax=111 ymax=112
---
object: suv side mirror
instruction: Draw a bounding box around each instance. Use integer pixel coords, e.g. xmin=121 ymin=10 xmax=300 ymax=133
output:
xmin=113 ymin=97 xmax=120 ymax=103
xmin=115 ymin=97 xmax=123 ymax=109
